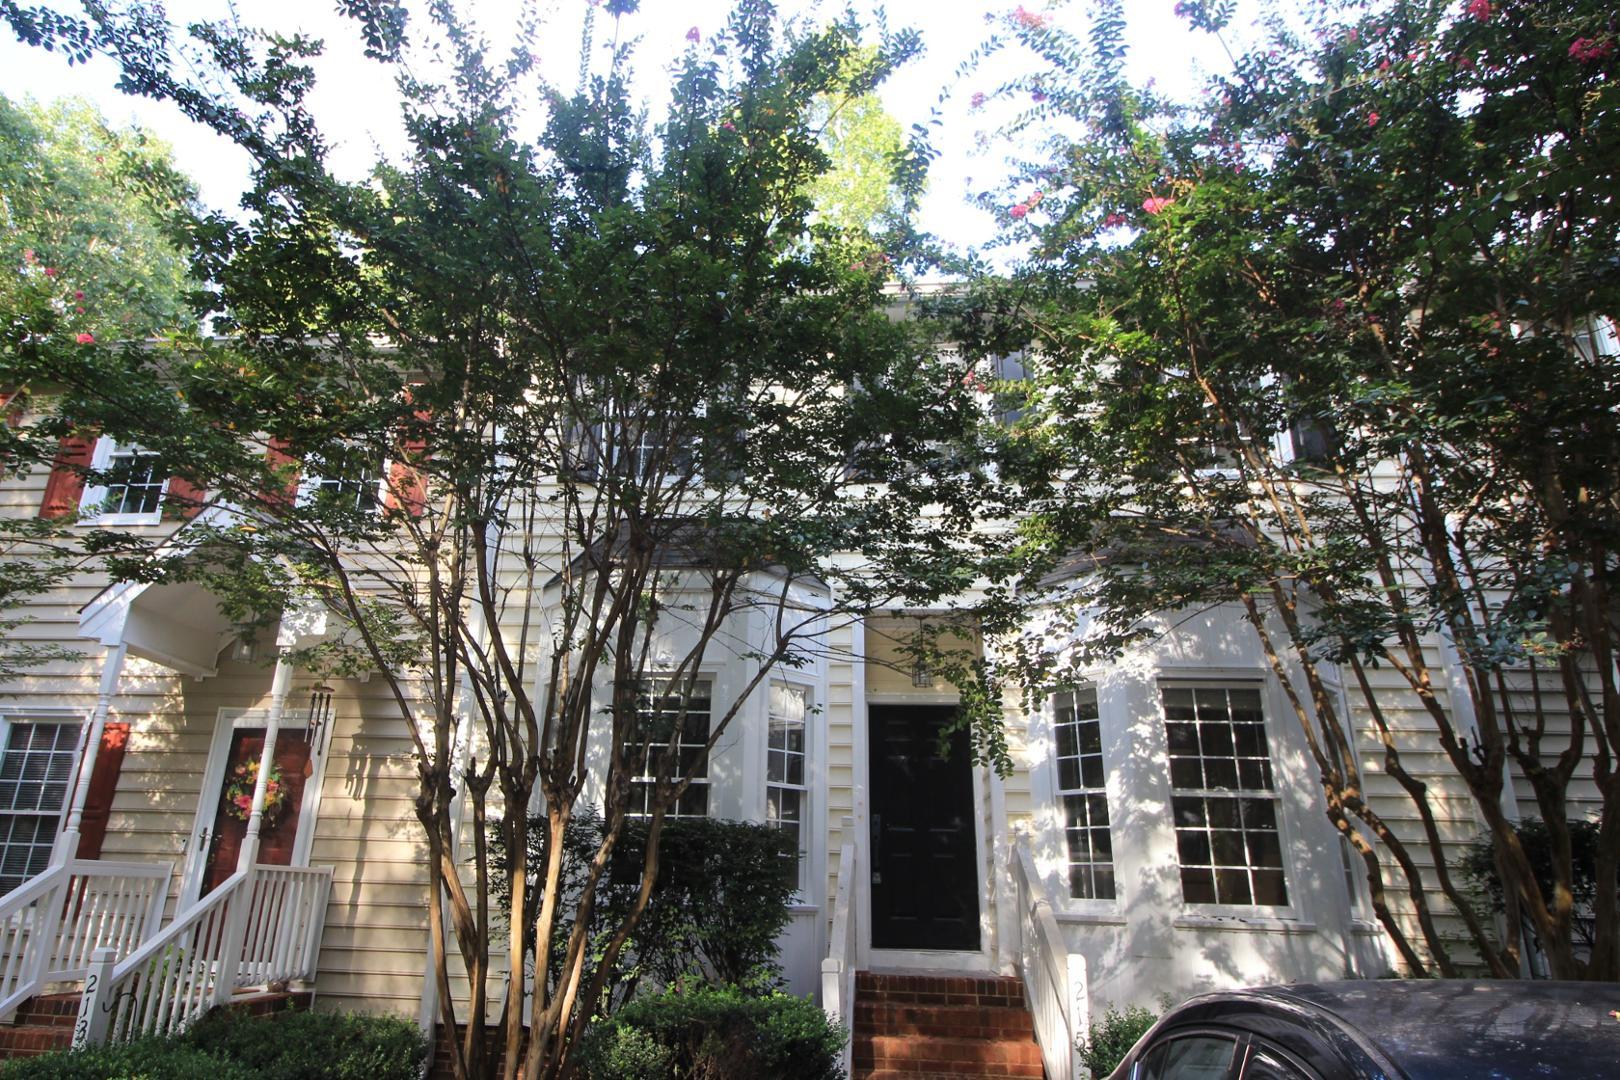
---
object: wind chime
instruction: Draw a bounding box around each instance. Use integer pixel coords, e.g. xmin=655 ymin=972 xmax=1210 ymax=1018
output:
xmin=303 ymin=683 xmax=335 ymax=778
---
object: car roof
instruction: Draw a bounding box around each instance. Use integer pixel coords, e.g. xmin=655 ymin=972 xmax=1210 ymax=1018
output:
xmin=1191 ymin=980 xmax=1620 ymax=1080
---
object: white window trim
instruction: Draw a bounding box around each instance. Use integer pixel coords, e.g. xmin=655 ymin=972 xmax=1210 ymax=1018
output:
xmin=1050 ymin=685 xmax=1119 ymax=911
xmin=79 ymin=437 xmax=168 ymax=525
xmin=624 ymin=674 xmax=715 ymax=821
xmin=295 ymin=452 xmax=391 ymax=514
xmin=0 ymin=710 xmax=91 ymax=890
xmin=1160 ymin=680 xmax=1299 ymax=920
xmin=765 ymin=679 xmax=814 ymax=899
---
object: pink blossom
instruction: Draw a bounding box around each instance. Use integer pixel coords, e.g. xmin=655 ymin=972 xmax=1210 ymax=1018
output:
xmin=1102 ymin=212 xmax=1128 ymax=228
xmin=1569 ymin=38 xmax=1615 ymax=64
xmin=970 ymin=91 xmax=987 ymax=110
xmin=1378 ymin=59 xmax=1391 ymax=72
xmin=1026 ymin=189 xmax=1044 ymax=207
xmin=1142 ymin=195 xmax=1175 ymax=215
xmin=1367 ymin=111 xmax=1380 ymax=126
xmin=75 ymin=332 xmax=95 ymax=344
xmin=720 ymin=121 xmax=736 ymax=131
xmin=1455 ymin=54 xmax=1475 ymax=70
xmin=235 ymin=795 xmax=252 ymax=810
xmin=1466 ymin=0 xmax=1491 ymax=21
xmin=685 ymin=26 xmax=700 ymax=43
xmin=74 ymin=306 xmax=85 ymax=313
xmin=73 ymin=290 xmax=84 ymax=301
xmin=1013 ymin=5 xmax=1050 ymax=29
xmin=43 ymin=267 xmax=58 ymax=278
xmin=1031 ymin=88 xmax=1047 ymax=103
xmin=1009 ymin=203 xmax=1029 ymax=219
xmin=21 ymin=249 xmax=34 ymax=264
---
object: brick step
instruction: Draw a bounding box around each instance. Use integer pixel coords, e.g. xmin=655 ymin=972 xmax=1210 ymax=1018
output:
xmin=855 ymin=972 xmax=1027 ymax=1009
xmin=0 ymin=1024 xmax=74 ymax=1059
xmin=7 ymin=992 xmax=79 ymax=1029
xmin=854 ymin=1034 xmax=1044 ymax=1072
xmin=854 ymin=1000 xmax=1034 ymax=1040
xmin=854 ymin=1035 xmax=1044 ymax=1078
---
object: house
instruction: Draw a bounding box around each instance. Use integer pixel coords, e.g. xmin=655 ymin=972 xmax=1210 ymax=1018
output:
xmin=0 ymin=392 xmax=1558 ymax=1078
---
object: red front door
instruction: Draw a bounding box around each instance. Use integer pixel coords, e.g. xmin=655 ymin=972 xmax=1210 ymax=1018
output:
xmin=202 ymin=728 xmax=312 ymax=895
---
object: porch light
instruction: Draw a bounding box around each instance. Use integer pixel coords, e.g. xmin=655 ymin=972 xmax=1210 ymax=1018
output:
xmin=911 ymin=660 xmax=933 ymax=688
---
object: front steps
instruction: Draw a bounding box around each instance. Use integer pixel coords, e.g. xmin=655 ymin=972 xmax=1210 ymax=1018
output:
xmin=0 ymin=993 xmax=78 ymax=1060
xmin=852 ymin=971 xmax=1045 ymax=1079
xmin=0 ymin=988 xmax=314 ymax=1062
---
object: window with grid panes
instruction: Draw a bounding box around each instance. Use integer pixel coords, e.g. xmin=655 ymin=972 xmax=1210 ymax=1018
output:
xmin=766 ymin=683 xmax=809 ymax=892
xmin=0 ymin=721 xmax=82 ymax=894
xmin=625 ymin=678 xmax=711 ymax=819
xmin=309 ymin=449 xmax=382 ymax=513
xmin=1162 ymin=685 xmax=1289 ymax=907
xmin=1053 ymin=687 xmax=1115 ymax=900
xmin=99 ymin=443 xmax=166 ymax=517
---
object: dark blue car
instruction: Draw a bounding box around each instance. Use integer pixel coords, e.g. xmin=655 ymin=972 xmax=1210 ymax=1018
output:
xmin=1108 ymin=980 xmax=1620 ymax=1080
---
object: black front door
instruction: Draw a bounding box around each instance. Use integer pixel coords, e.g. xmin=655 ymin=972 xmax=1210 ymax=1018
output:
xmin=869 ymin=704 xmax=980 ymax=950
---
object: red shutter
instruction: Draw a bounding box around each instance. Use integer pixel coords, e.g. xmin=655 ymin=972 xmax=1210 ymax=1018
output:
xmin=163 ymin=476 xmax=208 ymax=520
xmin=38 ymin=434 xmax=96 ymax=519
xmin=385 ymin=399 xmax=429 ymax=517
xmin=74 ymin=722 xmax=130 ymax=861
xmin=264 ymin=436 xmax=300 ymax=509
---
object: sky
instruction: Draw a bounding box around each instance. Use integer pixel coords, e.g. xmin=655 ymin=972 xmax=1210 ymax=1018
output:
xmin=0 ymin=0 xmax=1237 ymax=251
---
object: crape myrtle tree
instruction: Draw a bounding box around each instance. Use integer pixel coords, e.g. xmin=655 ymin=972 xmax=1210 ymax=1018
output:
xmin=944 ymin=0 xmax=1619 ymax=979
xmin=1 ymin=0 xmax=994 ymax=1076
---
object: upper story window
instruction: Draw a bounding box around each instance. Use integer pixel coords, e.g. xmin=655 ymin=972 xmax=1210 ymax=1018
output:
xmin=766 ymin=682 xmax=810 ymax=893
xmin=625 ymin=677 xmax=711 ymax=820
xmin=1053 ymin=687 xmax=1115 ymax=901
xmin=1162 ymin=684 xmax=1289 ymax=909
xmin=80 ymin=439 xmax=167 ymax=524
xmin=302 ymin=450 xmax=385 ymax=514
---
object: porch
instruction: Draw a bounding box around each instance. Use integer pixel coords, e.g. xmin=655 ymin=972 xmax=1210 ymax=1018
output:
xmin=0 ymin=562 xmax=338 ymax=1052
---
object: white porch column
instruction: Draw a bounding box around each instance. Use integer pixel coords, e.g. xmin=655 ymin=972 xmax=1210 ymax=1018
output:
xmin=53 ymin=641 xmax=129 ymax=865
xmin=237 ymin=648 xmax=295 ymax=874
xmin=212 ymin=647 xmax=294 ymax=1007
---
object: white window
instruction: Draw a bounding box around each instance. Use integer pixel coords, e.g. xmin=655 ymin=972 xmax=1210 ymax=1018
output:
xmin=625 ymin=678 xmax=711 ymax=819
xmin=80 ymin=439 xmax=167 ymax=524
xmin=766 ymin=683 xmax=809 ymax=892
xmin=0 ymin=719 xmax=82 ymax=894
xmin=1053 ymin=687 xmax=1115 ymax=901
xmin=302 ymin=449 xmax=385 ymax=513
xmin=1163 ymin=684 xmax=1290 ymax=909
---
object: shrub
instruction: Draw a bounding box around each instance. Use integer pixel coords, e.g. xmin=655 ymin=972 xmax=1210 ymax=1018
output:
xmin=576 ymin=984 xmax=845 ymax=1080
xmin=182 ymin=1007 xmax=427 ymax=1080
xmin=1078 ymin=1004 xmax=1158 ymax=1078
xmin=1458 ymin=817 xmax=1615 ymax=956
xmin=493 ymin=810 xmax=798 ymax=1010
xmin=0 ymin=1038 xmax=252 ymax=1080
xmin=0 ymin=1009 xmax=426 ymax=1080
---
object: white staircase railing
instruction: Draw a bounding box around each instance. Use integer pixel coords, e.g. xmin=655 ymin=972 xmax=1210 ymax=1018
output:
xmin=0 ymin=859 xmax=172 ymax=1020
xmin=74 ymin=863 xmax=332 ymax=1047
xmin=236 ymin=866 xmax=331 ymax=989
xmin=1013 ymin=841 xmax=1087 ymax=1080
xmin=820 ymin=840 xmax=857 ymax=1080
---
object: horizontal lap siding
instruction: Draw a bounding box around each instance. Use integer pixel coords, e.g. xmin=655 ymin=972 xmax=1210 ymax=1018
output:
xmin=1348 ymin=651 xmax=1489 ymax=973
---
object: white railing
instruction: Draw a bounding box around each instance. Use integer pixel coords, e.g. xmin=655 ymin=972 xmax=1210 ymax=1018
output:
xmin=820 ymin=841 xmax=857 ymax=1080
xmin=0 ymin=859 xmax=171 ymax=1020
xmin=236 ymin=866 xmax=331 ymax=989
xmin=74 ymin=863 xmax=332 ymax=1047
xmin=1014 ymin=841 xmax=1087 ymax=1080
